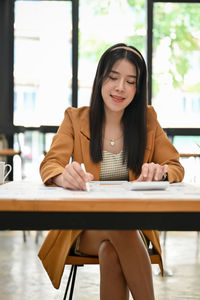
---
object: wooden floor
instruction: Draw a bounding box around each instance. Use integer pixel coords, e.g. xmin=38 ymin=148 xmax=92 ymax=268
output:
xmin=0 ymin=230 xmax=200 ymax=300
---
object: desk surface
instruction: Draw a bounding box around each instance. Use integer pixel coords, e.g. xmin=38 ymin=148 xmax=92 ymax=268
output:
xmin=0 ymin=181 xmax=200 ymax=231
xmin=0 ymin=181 xmax=200 ymax=212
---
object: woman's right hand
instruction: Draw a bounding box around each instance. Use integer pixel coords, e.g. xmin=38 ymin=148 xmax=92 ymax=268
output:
xmin=53 ymin=161 xmax=94 ymax=190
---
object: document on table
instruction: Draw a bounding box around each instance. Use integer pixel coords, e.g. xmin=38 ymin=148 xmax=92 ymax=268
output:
xmin=0 ymin=180 xmax=131 ymax=199
xmin=0 ymin=180 xmax=200 ymax=200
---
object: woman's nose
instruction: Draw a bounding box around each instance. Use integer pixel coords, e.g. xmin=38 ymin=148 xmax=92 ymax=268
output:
xmin=115 ymin=79 xmax=125 ymax=91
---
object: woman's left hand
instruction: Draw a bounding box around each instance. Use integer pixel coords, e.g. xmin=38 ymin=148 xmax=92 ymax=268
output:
xmin=135 ymin=162 xmax=168 ymax=181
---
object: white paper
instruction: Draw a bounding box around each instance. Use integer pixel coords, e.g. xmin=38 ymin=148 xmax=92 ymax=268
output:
xmin=0 ymin=180 xmax=200 ymax=200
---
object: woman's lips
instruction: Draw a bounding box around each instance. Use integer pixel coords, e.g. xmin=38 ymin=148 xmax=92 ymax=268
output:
xmin=111 ymin=95 xmax=125 ymax=103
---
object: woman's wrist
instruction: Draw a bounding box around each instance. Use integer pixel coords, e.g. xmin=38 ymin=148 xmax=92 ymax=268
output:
xmin=162 ymin=172 xmax=168 ymax=181
xmin=52 ymin=173 xmax=63 ymax=187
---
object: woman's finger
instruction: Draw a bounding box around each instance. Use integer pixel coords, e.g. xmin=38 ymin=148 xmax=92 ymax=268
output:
xmin=137 ymin=163 xmax=169 ymax=182
xmin=64 ymin=162 xmax=87 ymax=190
xmin=152 ymin=164 xmax=163 ymax=181
xmin=62 ymin=172 xmax=81 ymax=190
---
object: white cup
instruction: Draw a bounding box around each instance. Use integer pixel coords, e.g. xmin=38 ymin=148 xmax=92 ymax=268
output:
xmin=0 ymin=161 xmax=12 ymax=184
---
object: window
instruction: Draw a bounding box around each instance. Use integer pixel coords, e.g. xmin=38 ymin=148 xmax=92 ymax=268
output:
xmin=78 ymin=0 xmax=146 ymax=107
xmin=14 ymin=0 xmax=72 ymax=126
xmin=152 ymin=2 xmax=200 ymax=128
xmin=173 ymin=135 xmax=200 ymax=183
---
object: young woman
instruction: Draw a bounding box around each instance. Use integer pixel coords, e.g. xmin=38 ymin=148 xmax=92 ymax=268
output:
xmin=38 ymin=43 xmax=184 ymax=300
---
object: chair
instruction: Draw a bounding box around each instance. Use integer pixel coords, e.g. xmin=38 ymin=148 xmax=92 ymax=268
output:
xmin=0 ymin=147 xmax=21 ymax=180
xmin=0 ymin=134 xmax=23 ymax=177
xmin=0 ymin=148 xmax=22 ymax=178
xmin=0 ymin=148 xmax=21 ymax=157
xmin=23 ymin=230 xmax=42 ymax=244
xmin=0 ymin=126 xmax=25 ymax=180
xmin=63 ymin=248 xmax=162 ymax=300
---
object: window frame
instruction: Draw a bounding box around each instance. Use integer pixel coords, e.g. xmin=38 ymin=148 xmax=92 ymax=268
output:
xmin=0 ymin=0 xmax=78 ymax=135
xmin=1 ymin=0 xmax=200 ymax=138
xmin=147 ymin=0 xmax=200 ymax=136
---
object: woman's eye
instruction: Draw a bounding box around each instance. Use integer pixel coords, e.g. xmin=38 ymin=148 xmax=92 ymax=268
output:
xmin=127 ymin=81 xmax=136 ymax=85
xmin=109 ymin=76 xmax=117 ymax=80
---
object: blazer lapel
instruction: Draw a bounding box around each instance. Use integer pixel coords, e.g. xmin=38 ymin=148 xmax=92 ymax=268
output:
xmin=79 ymin=114 xmax=101 ymax=180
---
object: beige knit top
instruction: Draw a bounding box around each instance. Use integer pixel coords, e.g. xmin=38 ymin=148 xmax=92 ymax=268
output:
xmin=100 ymin=150 xmax=129 ymax=181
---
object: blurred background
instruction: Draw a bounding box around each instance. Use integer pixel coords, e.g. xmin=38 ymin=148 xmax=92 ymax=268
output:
xmin=0 ymin=0 xmax=200 ymax=183
xmin=0 ymin=2 xmax=200 ymax=300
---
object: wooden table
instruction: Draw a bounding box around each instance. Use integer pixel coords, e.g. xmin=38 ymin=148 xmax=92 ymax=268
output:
xmin=0 ymin=181 xmax=200 ymax=231
xmin=180 ymin=153 xmax=200 ymax=158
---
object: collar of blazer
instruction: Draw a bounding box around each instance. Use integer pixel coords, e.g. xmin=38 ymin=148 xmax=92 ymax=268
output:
xmin=79 ymin=107 xmax=90 ymax=140
xmin=78 ymin=105 xmax=154 ymax=145
xmin=77 ymin=106 xmax=153 ymax=181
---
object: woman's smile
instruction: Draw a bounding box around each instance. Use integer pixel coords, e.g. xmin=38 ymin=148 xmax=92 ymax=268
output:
xmin=111 ymin=94 xmax=125 ymax=103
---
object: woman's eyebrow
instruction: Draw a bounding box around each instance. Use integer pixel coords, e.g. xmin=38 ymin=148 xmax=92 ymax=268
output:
xmin=110 ymin=70 xmax=136 ymax=78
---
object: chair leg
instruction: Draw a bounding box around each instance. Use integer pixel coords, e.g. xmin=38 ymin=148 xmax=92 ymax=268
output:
xmin=35 ymin=231 xmax=42 ymax=244
xmin=63 ymin=265 xmax=74 ymax=300
xmin=69 ymin=266 xmax=78 ymax=300
xmin=63 ymin=265 xmax=78 ymax=300
xmin=23 ymin=231 xmax=27 ymax=242
xmin=163 ymin=231 xmax=167 ymax=246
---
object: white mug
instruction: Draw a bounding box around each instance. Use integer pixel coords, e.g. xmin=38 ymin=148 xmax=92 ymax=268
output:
xmin=0 ymin=161 xmax=12 ymax=184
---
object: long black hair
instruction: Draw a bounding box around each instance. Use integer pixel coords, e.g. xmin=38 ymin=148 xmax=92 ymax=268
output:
xmin=89 ymin=43 xmax=147 ymax=175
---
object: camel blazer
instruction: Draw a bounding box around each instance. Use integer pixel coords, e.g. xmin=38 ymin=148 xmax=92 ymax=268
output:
xmin=38 ymin=105 xmax=184 ymax=289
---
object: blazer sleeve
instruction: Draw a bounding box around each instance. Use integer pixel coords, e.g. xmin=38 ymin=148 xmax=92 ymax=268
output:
xmin=40 ymin=108 xmax=74 ymax=185
xmin=147 ymin=106 xmax=184 ymax=183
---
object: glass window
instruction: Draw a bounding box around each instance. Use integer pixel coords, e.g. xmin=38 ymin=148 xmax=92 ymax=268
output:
xmin=152 ymin=2 xmax=200 ymax=128
xmin=78 ymin=0 xmax=146 ymax=107
xmin=173 ymin=136 xmax=200 ymax=154
xmin=173 ymin=136 xmax=200 ymax=183
xmin=14 ymin=0 xmax=72 ymax=126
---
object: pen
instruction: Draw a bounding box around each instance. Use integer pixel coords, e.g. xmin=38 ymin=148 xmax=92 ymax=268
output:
xmin=81 ymin=163 xmax=90 ymax=192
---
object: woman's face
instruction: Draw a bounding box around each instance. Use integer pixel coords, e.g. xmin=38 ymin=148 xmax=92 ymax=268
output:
xmin=101 ymin=59 xmax=137 ymax=115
